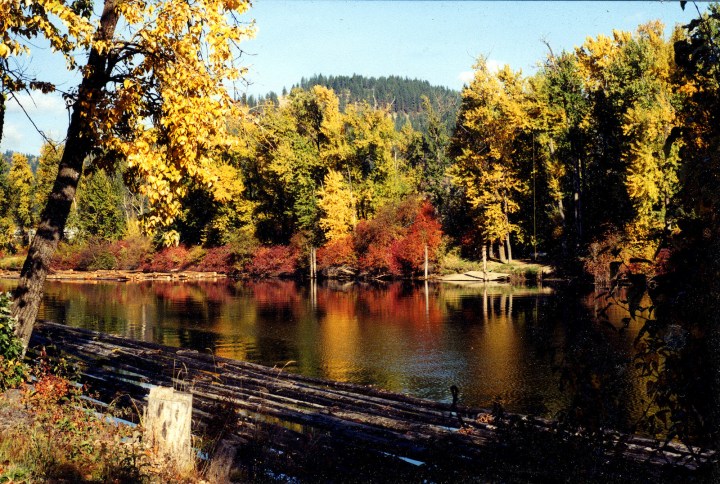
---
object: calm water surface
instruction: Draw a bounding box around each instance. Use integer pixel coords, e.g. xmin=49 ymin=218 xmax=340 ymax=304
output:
xmin=0 ymin=278 xmax=648 ymax=427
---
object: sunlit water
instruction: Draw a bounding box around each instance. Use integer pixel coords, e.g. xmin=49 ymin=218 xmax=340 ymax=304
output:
xmin=0 ymin=278 xmax=649 ymax=428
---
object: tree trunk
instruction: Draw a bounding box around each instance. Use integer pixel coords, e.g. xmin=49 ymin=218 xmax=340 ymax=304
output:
xmin=487 ymin=241 xmax=495 ymax=260
xmin=482 ymin=243 xmax=487 ymax=275
xmin=573 ymin=157 xmax=583 ymax=246
xmin=0 ymin=93 xmax=5 ymax=145
xmin=12 ymin=0 xmax=120 ymax=351
xmin=498 ymin=241 xmax=507 ymax=264
xmin=505 ymin=233 xmax=513 ymax=263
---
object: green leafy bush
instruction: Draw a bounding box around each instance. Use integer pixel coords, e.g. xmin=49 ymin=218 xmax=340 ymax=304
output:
xmin=88 ymin=250 xmax=118 ymax=271
xmin=0 ymin=292 xmax=27 ymax=390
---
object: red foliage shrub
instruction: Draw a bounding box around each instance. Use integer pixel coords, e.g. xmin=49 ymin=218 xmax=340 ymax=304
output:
xmin=654 ymin=248 xmax=674 ymax=275
xmin=246 ymin=245 xmax=298 ymax=278
xmin=51 ymin=243 xmax=85 ymax=270
xmin=584 ymin=231 xmax=623 ymax=285
xmin=106 ymin=236 xmax=152 ymax=270
xmin=50 ymin=237 xmax=153 ymax=271
xmin=356 ymin=244 xmax=392 ymax=274
xmin=192 ymin=245 xmax=236 ymax=273
xmin=390 ymin=201 xmax=443 ymax=275
xmin=350 ymin=198 xmax=443 ymax=277
xmin=317 ymin=236 xmax=356 ymax=270
xmin=51 ymin=239 xmax=108 ymax=270
xmin=141 ymin=245 xmax=195 ymax=272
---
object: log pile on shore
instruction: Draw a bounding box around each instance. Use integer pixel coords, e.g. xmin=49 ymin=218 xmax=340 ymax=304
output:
xmin=28 ymin=322 xmax=717 ymax=482
xmin=0 ymin=269 xmax=226 ymax=282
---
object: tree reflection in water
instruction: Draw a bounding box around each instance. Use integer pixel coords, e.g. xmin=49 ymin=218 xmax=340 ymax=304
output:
xmin=0 ymin=276 xmax=715 ymax=443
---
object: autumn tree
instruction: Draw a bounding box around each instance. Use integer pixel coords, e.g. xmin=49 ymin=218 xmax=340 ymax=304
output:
xmin=8 ymin=153 xmax=34 ymax=245
xmin=0 ymin=0 xmax=93 ymax=144
xmin=0 ymin=155 xmax=12 ymax=251
xmin=674 ymin=4 xmax=720 ymax=241
xmin=317 ymin=169 xmax=356 ymax=241
xmin=10 ymin=0 xmax=254 ymax=351
xmin=173 ymin=163 xmax=255 ymax=246
xmin=620 ymin=22 xmax=681 ymax=250
xmin=530 ymin=50 xmax=591 ymax=258
xmin=344 ymin=101 xmax=413 ymax=218
xmin=558 ymin=22 xmax=683 ymax=262
xmin=451 ymin=59 xmax=529 ymax=262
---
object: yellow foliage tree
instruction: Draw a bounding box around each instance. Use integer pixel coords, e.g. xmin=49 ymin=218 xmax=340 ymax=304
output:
xmin=451 ymin=58 xmax=529 ymax=262
xmin=8 ymin=153 xmax=35 ymax=244
xmin=317 ymin=169 xmax=356 ymax=242
xmin=0 ymin=0 xmax=94 ymax=142
xmin=11 ymin=0 xmax=254 ymax=351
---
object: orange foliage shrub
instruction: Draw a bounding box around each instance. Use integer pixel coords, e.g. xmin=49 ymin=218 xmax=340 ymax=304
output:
xmin=390 ymin=201 xmax=442 ymax=275
xmin=351 ymin=198 xmax=442 ymax=277
xmin=107 ymin=236 xmax=152 ymax=270
xmin=317 ymin=236 xmax=357 ymax=269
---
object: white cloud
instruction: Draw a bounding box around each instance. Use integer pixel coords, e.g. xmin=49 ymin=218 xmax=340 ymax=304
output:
xmin=458 ymin=58 xmax=503 ymax=86
xmin=458 ymin=70 xmax=475 ymax=85
xmin=6 ymin=92 xmax=67 ymax=117
xmin=0 ymin=124 xmax=25 ymax=151
xmin=486 ymin=59 xmax=502 ymax=73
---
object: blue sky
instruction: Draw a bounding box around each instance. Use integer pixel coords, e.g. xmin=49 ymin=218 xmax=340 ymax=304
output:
xmin=2 ymin=1 xmax=701 ymax=155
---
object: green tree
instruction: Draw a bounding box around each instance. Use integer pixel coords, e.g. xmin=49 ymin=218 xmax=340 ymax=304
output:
xmin=34 ymin=142 xmax=62 ymax=222
xmin=11 ymin=0 xmax=254 ymax=351
xmin=75 ymin=168 xmax=126 ymax=241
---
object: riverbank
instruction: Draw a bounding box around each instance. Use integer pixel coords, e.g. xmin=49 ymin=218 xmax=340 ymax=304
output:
xmin=0 ymin=258 xmax=555 ymax=284
xmin=0 ymin=386 xmax=208 ymax=483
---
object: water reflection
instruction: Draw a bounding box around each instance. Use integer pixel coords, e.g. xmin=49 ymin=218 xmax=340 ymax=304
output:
xmin=1 ymin=278 xmax=642 ymax=425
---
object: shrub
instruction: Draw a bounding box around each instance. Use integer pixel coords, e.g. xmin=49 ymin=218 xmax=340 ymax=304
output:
xmin=0 ymin=292 xmax=27 ymax=391
xmin=389 ymin=200 xmax=442 ymax=276
xmin=0 ymin=254 xmax=26 ymax=271
xmin=358 ymin=243 xmax=394 ymax=275
xmin=351 ymin=198 xmax=442 ymax=277
xmin=107 ymin=236 xmax=153 ymax=270
xmin=192 ymin=245 xmax=235 ymax=273
xmin=87 ymin=250 xmax=117 ymax=270
xmin=50 ymin=242 xmax=84 ymax=270
xmin=317 ymin=236 xmax=356 ymax=270
xmin=51 ymin=239 xmax=110 ymax=271
xmin=583 ymin=231 xmax=633 ymax=285
xmin=141 ymin=245 xmax=194 ymax=272
xmin=246 ymin=245 xmax=298 ymax=278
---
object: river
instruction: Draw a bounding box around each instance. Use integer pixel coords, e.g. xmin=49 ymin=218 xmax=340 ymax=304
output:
xmin=0 ymin=278 xmax=654 ymax=432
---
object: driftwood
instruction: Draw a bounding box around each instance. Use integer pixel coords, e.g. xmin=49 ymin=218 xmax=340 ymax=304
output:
xmin=29 ymin=322 xmax=718 ymax=481
xmin=440 ymin=271 xmax=511 ymax=282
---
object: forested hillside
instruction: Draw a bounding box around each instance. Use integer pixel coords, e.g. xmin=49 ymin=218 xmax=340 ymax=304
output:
xmin=242 ymin=74 xmax=460 ymax=134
